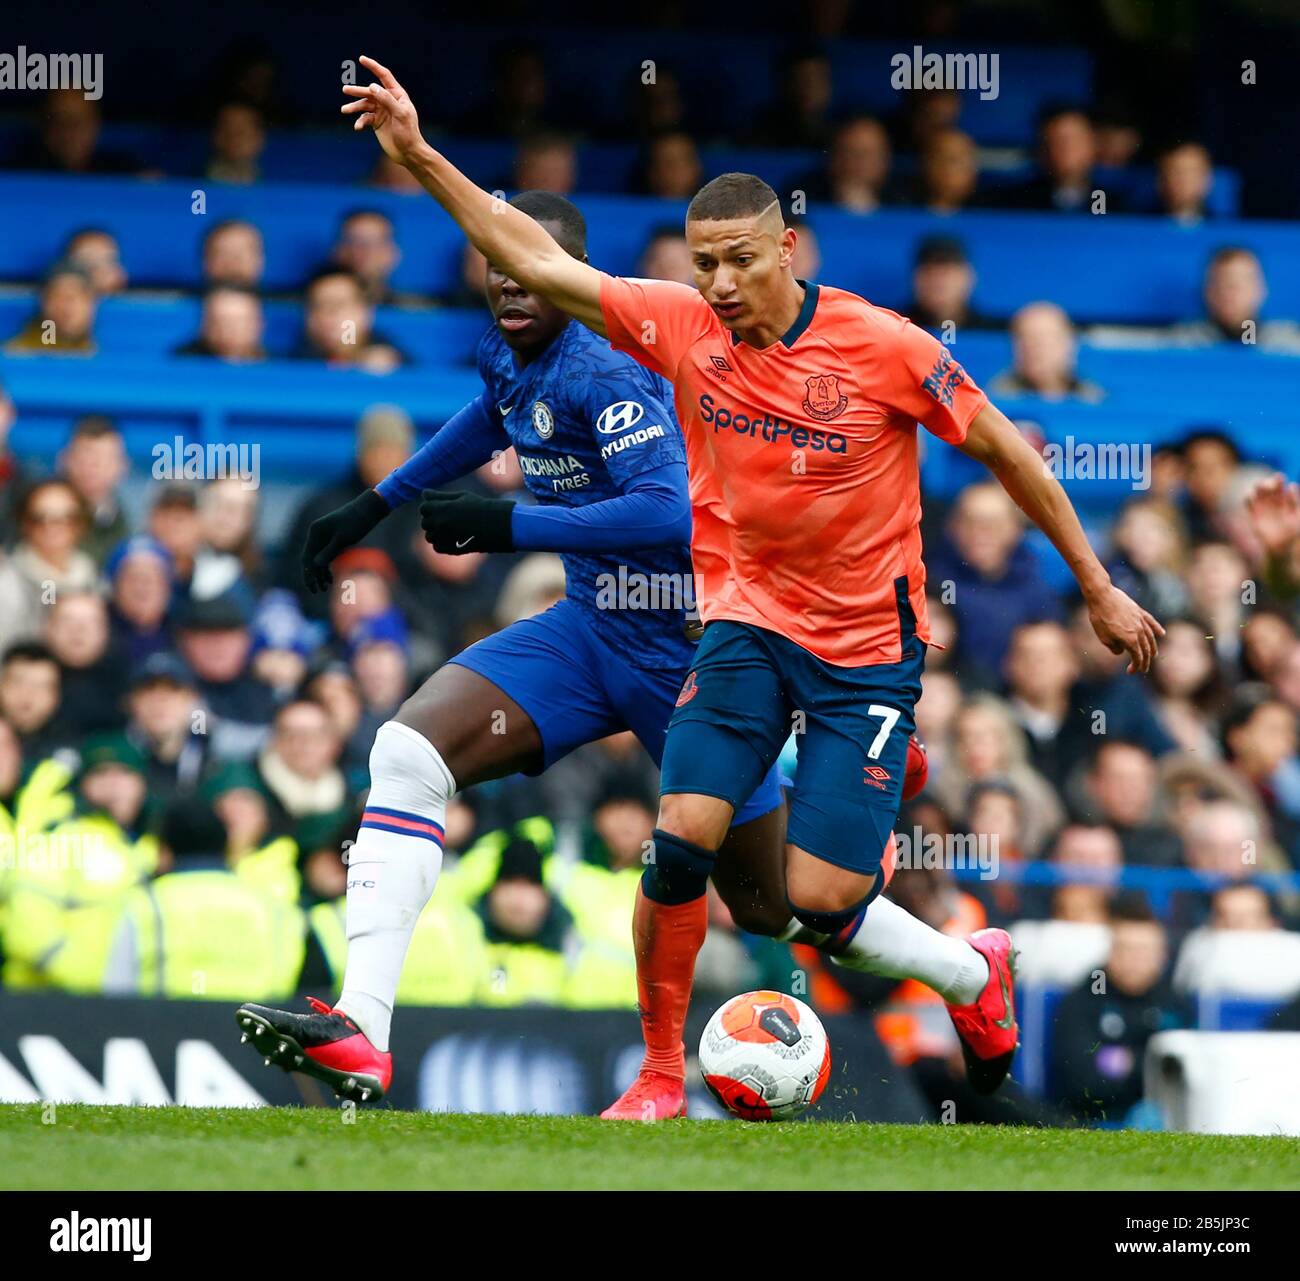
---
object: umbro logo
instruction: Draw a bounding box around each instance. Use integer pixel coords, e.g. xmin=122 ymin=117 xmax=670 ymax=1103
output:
xmin=710 ymin=355 xmax=732 ymax=372
xmin=863 ymin=765 xmax=891 ymax=791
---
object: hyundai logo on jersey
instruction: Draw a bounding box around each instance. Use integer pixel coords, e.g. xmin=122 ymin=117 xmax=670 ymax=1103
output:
xmin=596 ymin=400 xmax=645 ymax=434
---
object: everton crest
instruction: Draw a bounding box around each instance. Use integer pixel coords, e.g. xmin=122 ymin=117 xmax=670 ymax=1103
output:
xmin=802 ymin=373 xmax=848 ymax=421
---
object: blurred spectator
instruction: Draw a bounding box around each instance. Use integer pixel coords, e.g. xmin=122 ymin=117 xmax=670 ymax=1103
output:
xmin=174 ymin=285 xmax=266 ymax=361
xmin=298 ymin=269 xmax=404 ymax=372
xmin=0 ymin=480 xmax=97 ymax=650
xmin=327 ymin=550 xmax=404 ymax=651
xmin=206 ymin=102 xmax=266 ymax=184
xmin=1186 ymin=540 xmax=1248 ymax=669
xmin=637 ymin=131 xmax=702 ymax=200
xmin=930 ymin=695 xmax=1064 ymax=857
xmin=458 ymin=41 xmax=556 ymax=138
xmin=495 ymin=553 xmax=567 ymax=628
xmin=4 ymin=263 xmax=97 ymax=355
xmin=59 ymin=415 xmax=130 ymax=566
xmin=989 ymin=302 xmax=1104 ymax=402
xmin=0 ymin=382 xmax=25 ymax=542
xmin=1166 ymin=248 xmax=1300 ymax=354
xmin=62 ymin=228 xmax=127 ymax=295
xmin=1155 ymin=141 xmax=1214 ymax=223
xmin=638 ymin=225 xmax=694 ymax=287
xmin=202 ymin=220 xmax=265 ymax=290
xmin=13 ymin=88 xmax=138 ymax=175
xmin=1181 ymin=799 xmax=1266 ymax=879
xmin=1150 ymin=618 xmax=1231 ymax=757
xmin=802 ymin=115 xmax=895 ymax=214
xmin=624 ymin=65 xmax=688 ymax=140
xmin=199 ymin=478 xmax=264 ymax=588
xmin=446 ymin=241 xmax=490 ymax=309
xmin=907 ymin=236 xmax=997 ymax=334
xmin=1082 ymin=741 xmax=1183 ymax=868
xmin=476 ymin=834 xmax=579 ymax=1006
xmin=1002 ymin=105 xmax=1128 ymax=214
xmin=1221 ymin=692 xmax=1300 ymax=858
xmin=106 ymin=535 xmax=175 ymax=663
xmin=914 ymin=128 xmax=980 ymax=214
xmin=512 ymin=133 xmax=576 ymax=195
xmin=1002 ymin=620 xmax=1086 ymax=789
xmin=928 ymin=483 xmax=1065 ymax=685
xmin=303 ymin=660 xmax=368 ymax=785
xmin=788 ymin=216 xmax=822 ymax=282
xmin=1092 ymin=103 xmax=1142 ymax=169
xmin=1173 ymin=885 xmax=1300 ymax=999
xmin=331 ymin=210 xmax=421 ymax=308
xmin=278 ymin=404 xmax=423 ymax=617
xmin=752 ymin=45 xmax=833 ymax=149
xmin=1178 ymin=430 xmax=1240 ymax=543
xmin=47 ymin=591 xmax=126 ymax=737
xmin=124 ymin=651 xmax=208 ymax=807
xmin=1241 ymin=607 xmax=1296 ymax=684
xmin=147 ymin=483 xmax=202 ymax=596
xmin=890 ymin=86 xmax=962 ymax=156
xmin=1051 ymin=895 xmax=1192 ymax=1125
xmin=255 ymin=698 xmax=348 ymax=855
xmin=249 ymin=589 xmax=320 ymax=704
xmin=1041 ymin=824 xmax=1122 ymax=923
xmin=0 ymin=641 xmax=73 ymax=762
xmin=348 ymin=613 xmax=410 ymax=744
xmin=202 ymin=760 xmax=273 ymax=859
xmin=174 ymin=584 xmax=275 ymax=761
xmin=1104 ymin=498 xmax=1191 ymax=619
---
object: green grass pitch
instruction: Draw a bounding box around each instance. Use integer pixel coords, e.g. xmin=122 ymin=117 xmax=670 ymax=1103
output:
xmin=2 ymin=1104 xmax=1298 ymax=1190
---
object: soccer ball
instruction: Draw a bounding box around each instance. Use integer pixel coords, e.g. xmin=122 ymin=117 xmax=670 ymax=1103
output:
xmin=698 ymin=991 xmax=831 ymax=1121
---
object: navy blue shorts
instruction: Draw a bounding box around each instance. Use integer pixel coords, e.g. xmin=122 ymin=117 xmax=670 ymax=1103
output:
xmin=660 ymin=618 xmax=925 ymax=876
xmin=449 ymin=599 xmax=783 ymax=826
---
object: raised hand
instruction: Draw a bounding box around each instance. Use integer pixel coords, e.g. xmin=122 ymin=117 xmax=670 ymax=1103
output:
xmin=341 ymin=55 xmax=426 ymax=167
xmin=1245 ymin=472 xmax=1300 ymax=558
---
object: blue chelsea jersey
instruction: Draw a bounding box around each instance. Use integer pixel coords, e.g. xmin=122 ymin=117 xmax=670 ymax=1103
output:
xmin=478 ymin=320 xmax=695 ymax=670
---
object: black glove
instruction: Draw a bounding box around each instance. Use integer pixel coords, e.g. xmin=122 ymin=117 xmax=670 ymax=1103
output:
xmin=419 ymin=489 xmax=516 ymax=555
xmin=301 ymin=489 xmax=390 ymax=593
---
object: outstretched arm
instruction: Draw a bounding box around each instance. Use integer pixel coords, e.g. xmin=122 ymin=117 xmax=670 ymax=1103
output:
xmin=958 ymin=402 xmax=1165 ymax=673
xmin=376 ymin=392 xmax=510 ymax=506
xmin=343 ymin=56 xmax=606 ymax=335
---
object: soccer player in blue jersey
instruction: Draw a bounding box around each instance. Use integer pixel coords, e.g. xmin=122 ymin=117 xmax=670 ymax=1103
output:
xmin=235 ymin=192 xmax=793 ymax=1102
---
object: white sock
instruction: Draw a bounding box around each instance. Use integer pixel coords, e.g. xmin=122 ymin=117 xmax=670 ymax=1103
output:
xmin=780 ymin=897 xmax=988 ymax=1005
xmin=334 ymin=721 xmax=455 ymax=1052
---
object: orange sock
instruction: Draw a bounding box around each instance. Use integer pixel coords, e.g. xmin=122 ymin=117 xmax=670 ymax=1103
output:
xmin=633 ymin=885 xmax=707 ymax=1080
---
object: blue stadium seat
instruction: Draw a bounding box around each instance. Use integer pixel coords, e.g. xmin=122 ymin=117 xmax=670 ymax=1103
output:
xmin=0 ymin=176 xmax=1290 ymax=323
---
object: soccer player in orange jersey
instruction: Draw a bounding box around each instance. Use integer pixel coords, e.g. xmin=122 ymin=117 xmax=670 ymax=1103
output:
xmin=342 ymin=59 xmax=1164 ymax=1120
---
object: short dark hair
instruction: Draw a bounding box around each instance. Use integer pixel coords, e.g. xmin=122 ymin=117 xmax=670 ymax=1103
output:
xmin=2 ymin=640 xmax=58 ymax=670
xmin=686 ymin=172 xmax=780 ymax=224
xmin=70 ymin=414 xmax=119 ymax=442
xmin=509 ymin=190 xmax=587 ymax=258
xmin=1180 ymin=426 xmax=1241 ymax=461
xmin=1109 ymin=891 xmax=1158 ymax=925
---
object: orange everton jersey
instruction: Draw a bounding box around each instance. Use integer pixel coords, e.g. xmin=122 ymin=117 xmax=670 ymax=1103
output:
xmin=599 ymin=275 xmax=988 ymax=667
